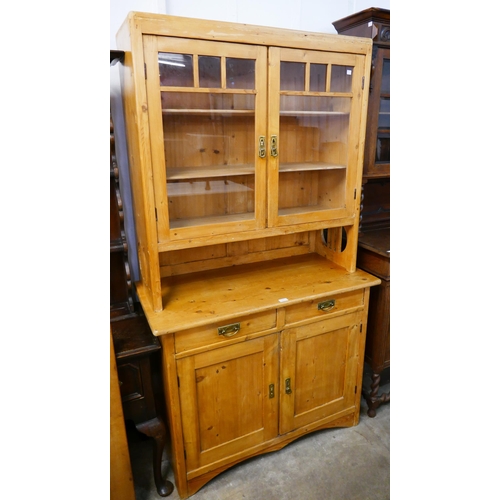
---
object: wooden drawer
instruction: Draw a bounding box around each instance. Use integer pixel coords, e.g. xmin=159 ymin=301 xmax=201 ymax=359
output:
xmin=174 ymin=310 xmax=277 ymax=354
xmin=285 ymin=290 xmax=364 ymax=325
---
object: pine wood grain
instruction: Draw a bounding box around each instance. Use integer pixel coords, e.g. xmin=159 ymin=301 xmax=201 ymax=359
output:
xmin=137 ymin=253 xmax=379 ymax=335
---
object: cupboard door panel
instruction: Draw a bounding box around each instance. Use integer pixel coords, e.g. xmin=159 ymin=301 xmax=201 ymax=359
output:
xmin=177 ymin=334 xmax=279 ymax=476
xmin=280 ymin=312 xmax=362 ymax=434
xmin=268 ymin=48 xmax=365 ymax=228
xmin=143 ymin=36 xmax=268 ymax=244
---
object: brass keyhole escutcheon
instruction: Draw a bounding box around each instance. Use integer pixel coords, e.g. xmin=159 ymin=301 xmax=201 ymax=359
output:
xmin=269 ymin=383 xmax=275 ymax=399
xmin=258 ymin=136 xmax=266 ymax=158
xmin=270 ymin=135 xmax=278 ymax=157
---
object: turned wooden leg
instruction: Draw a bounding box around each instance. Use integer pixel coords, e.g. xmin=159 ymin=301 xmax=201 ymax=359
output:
xmin=364 ymin=372 xmax=390 ymax=418
xmin=136 ymin=417 xmax=174 ymax=497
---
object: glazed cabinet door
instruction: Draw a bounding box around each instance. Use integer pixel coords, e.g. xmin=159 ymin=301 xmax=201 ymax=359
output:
xmin=279 ymin=312 xmax=363 ymax=434
xmin=143 ymin=35 xmax=268 ymax=244
xmin=177 ymin=334 xmax=279 ymax=479
xmin=267 ymin=48 xmax=366 ymax=227
xmin=364 ymin=47 xmax=390 ymax=177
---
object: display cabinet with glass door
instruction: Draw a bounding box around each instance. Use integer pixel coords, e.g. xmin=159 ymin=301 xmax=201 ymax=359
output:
xmin=333 ymin=7 xmax=390 ymax=417
xmin=117 ymin=12 xmax=380 ymax=498
xmin=333 ymin=7 xmax=390 ymax=179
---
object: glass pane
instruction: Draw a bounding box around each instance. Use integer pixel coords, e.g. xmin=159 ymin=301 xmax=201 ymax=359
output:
xmin=199 ymin=56 xmax=221 ymax=88
xmin=226 ymin=58 xmax=255 ymax=89
xmin=158 ymin=53 xmax=193 ymax=87
xmin=280 ymin=62 xmax=305 ymax=91
xmin=280 ymin=95 xmax=349 ymax=113
xmin=381 ymin=59 xmax=390 ymax=93
xmin=376 ymin=134 xmax=390 ymax=163
xmin=278 ymin=96 xmax=350 ymax=214
xmin=162 ymin=92 xmax=255 ymax=112
xmin=378 ymin=98 xmax=390 ymax=129
xmin=310 ymin=64 xmax=327 ymax=92
xmin=330 ymin=65 xmax=353 ymax=92
xmin=161 ymin=92 xmax=256 ymax=226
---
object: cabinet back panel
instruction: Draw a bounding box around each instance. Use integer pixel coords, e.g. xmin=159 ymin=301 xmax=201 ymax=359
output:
xmin=159 ymin=232 xmax=312 ymax=277
xmin=167 ymin=175 xmax=255 ymax=220
xmin=278 ymin=170 xmax=346 ymax=211
xmin=163 ymin=114 xmax=254 ymax=170
xmin=279 ymin=118 xmax=319 ymax=163
xmin=278 ymin=171 xmax=319 ymax=209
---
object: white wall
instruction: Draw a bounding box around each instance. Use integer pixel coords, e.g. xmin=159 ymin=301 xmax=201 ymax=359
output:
xmin=110 ymin=0 xmax=390 ymax=48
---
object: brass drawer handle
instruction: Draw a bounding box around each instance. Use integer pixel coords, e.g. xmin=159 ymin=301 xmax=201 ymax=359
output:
xmin=318 ymin=299 xmax=335 ymax=312
xmin=218 ymin=322 xmax=241 ymax=337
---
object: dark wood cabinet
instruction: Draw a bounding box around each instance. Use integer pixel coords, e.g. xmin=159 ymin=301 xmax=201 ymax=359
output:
xmin=333 ymin=8 xmax=390 ymax=417
xmin=333 ymin=7 xmax=390 ymax=181
xmin=356 ymin=226 xmax=390 ymax=417
xmin=110 ymin=49 xmax=174 ymax=497
xmin=112 ymin=313 xmax=173 ymax=497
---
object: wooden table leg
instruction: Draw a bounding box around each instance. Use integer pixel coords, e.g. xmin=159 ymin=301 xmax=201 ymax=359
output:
xmin=136 ymin=416 xmax=174 ymax=497
xmin=364 ymin=371 xmax=390 ymax=418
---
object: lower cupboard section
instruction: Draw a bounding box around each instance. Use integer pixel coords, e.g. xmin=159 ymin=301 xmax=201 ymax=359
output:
xmin=168 ymin=308 xmax=367 ymax=498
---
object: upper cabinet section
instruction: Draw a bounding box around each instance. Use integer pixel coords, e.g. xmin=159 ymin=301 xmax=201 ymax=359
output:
xmin=117 ymin=13 xmax=372 ymax=249
xmin=333 ymin=8 xmax=390 ymax=179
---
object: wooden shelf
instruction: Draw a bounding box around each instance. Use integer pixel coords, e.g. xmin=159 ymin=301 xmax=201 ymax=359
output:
xmin=169 ymin=212 xmax=255 ymax=230
xmin=278 ymin=205 xmax=339 ymax=217
xmin=162 ymin=109 xmax=254 ymax=115
xmin=162 ymin=110 xmax=347 ymax=117
xmin=167 ymin=161 xmax=345 ymax=181
xmin=167 ymin=179 xmax=253 ymax=196
xmin=280 ymin=111 xmax=348 ymax=116
xmin=280 ymin=161 xmax=346 ymax=172
xmin=168 ymin=164 xmax=253 ymax=180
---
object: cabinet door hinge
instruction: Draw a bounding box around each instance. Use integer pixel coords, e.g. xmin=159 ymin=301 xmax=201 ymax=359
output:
xmin=177 ymin=376 xmax=180 ymax=388
xmin=144 ymin=63 xmax=147 ymax=80
xmin=360 ymin=323 xmax=363 ymax=333
xmin=362 ymin=76 xmax=365 ymax=90
xmin=355 ymin=385 xmax=357 ymax=394
xmin=155 ymin=208 xmax=158 ymax=222
xmin=354 ymin=188 xmax=357 ymax=200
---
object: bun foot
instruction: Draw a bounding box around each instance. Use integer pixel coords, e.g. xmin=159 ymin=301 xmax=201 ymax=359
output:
xmin=158 ymin=479 xmax=174 ymax=497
